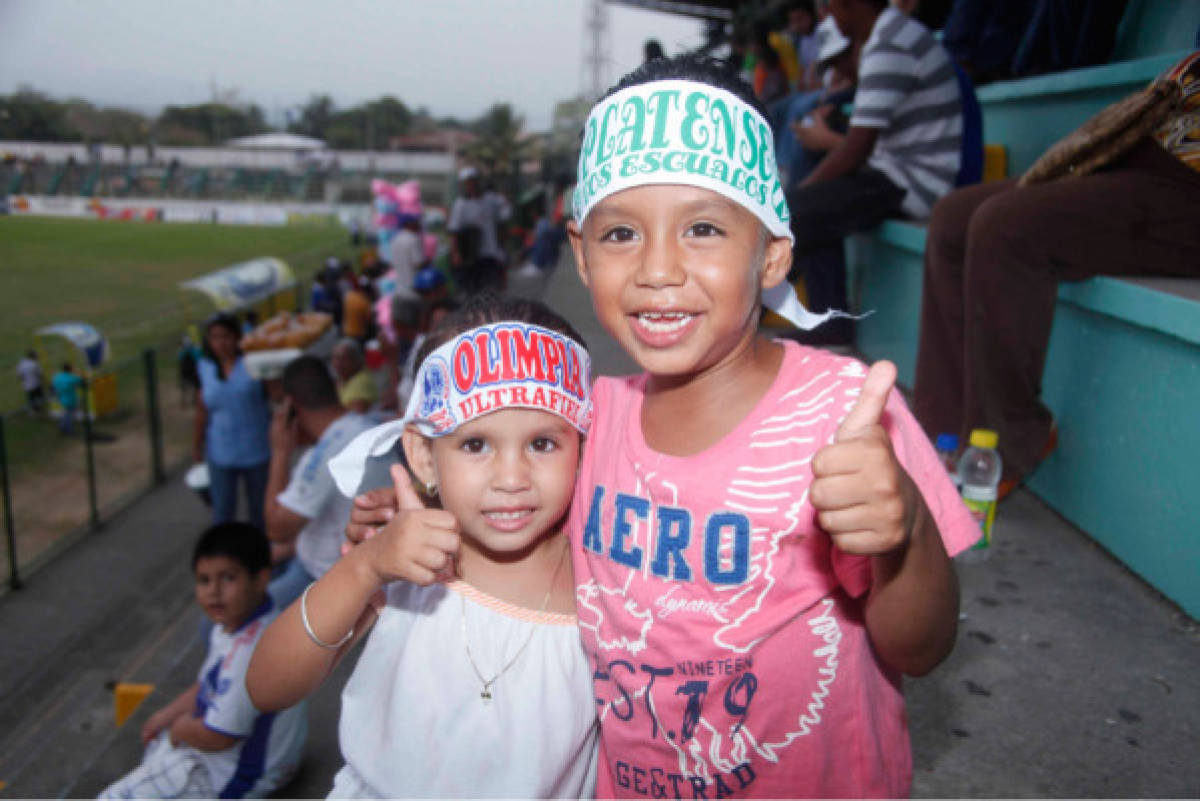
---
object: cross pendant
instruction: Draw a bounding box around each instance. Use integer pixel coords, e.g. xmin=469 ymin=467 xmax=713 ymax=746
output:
xmin=481 ymin=689 xmax=492 ymax=701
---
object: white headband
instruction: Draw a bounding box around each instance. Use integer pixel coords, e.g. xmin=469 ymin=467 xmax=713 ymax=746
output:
xmin=573 ymin=79 xmax=859 ymax=331
xmin=328 ymin=322 xmax=592 ymax=497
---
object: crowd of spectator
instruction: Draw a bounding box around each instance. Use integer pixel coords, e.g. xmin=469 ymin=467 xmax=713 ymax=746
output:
xmin=730 ymin=0 xmax=1200 ymax=491
xmin=83 ymin=2 xmax=1200 ymax=794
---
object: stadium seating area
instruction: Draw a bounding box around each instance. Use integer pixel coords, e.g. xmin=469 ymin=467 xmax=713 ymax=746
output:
xmin=848 ymin=0 xmax=1200 ymax=616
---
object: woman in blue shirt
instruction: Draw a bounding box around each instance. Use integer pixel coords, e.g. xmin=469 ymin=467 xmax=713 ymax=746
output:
xmin=192 ymin=314 xmax=272 ymax=531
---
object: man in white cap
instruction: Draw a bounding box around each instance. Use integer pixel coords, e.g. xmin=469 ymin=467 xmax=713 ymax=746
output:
xmin=447 ymin=166 xmax=511 ymax=296
xmin=776 ymin=14 xmax=857 ymax=188
xmin=790 ymin=0 xmax=963 ymax=345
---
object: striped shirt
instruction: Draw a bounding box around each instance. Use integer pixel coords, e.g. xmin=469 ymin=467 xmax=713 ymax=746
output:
xmin=851 ymin=7 xmax=962 ymax=217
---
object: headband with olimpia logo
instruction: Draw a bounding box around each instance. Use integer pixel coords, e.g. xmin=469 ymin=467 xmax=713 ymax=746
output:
xmin=328 ymin=322 xmax=593 ymax=497
xmin=573 ymin=79 xmax=860 ymax=331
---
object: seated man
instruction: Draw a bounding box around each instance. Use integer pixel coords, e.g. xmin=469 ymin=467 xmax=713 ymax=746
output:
xmin=340 ymin=281 xmax=375 ymax=345
xmin=789 ymin=0 xmax=963 ymax=343
xmin=331 ymin=338 xmax=377 ymax=415
xmin=778 ymin=14 xmax=857 ymax=189
xmin=913 ymin=51 xmax=1200 ymax=495
xmin=263 ymin=356 xmax=377 ymax=608
xmin=98 ymin=523 xmax=306 ymax=799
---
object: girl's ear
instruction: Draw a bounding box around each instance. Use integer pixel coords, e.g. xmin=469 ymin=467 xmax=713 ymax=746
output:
xmin=567 ymin=220 xmax=590 ymax=289
xmin=759 ymin=234 xmax=794 ymax=291
xmin=400 ymin=427 xmax=437 ymax=490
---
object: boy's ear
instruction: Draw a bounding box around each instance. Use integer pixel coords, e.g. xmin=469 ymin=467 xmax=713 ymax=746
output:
xmin=759 ymin=235 xmax=794 ymax=291
xmin=400 ymin=426 xmax=437 ymax=490
xmin=566 ymin=220 xmax=590 ymax=289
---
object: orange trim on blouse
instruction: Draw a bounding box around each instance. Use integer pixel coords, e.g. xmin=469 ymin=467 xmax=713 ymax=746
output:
xmin=446 ymin=580 xmax=577 ymax=626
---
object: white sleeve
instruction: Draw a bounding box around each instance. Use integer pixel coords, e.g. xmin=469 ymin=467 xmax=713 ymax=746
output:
xmin=493 ymin=193 xmax=512 ymax=222
xmin=850 ymin=47 xmax=918 ymax=130
xmin=276 ymin=447 xmax=333 ymax=519
xmin=447 ymin=198 xmax=464 ymax=232
xmin=408 ymin=233 xmax=425 ymax=266
xmin=202 ymin=632 xmax=262 ymax=738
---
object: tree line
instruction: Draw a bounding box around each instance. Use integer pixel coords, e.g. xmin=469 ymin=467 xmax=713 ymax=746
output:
xmin=0 ymin=86 xmax=522 ymax=153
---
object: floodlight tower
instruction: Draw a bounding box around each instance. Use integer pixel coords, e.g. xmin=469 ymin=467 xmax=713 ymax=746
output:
xmin=582 ymin=0 xmax=612 ymax=100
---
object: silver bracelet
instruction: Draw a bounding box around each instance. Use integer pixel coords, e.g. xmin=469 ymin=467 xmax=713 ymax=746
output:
xmin=300 ymin=583 xmax=354 ymax=650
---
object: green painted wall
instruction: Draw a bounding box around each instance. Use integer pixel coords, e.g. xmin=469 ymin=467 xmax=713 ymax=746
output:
xmin=1113 ymin=0 xmax=1200 ymax=61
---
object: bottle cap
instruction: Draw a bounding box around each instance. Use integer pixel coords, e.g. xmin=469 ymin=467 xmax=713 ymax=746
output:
xmin=935 ymin=433 xmax=959 ymax=452
xmin=969 ymin=428 xmax=999 ymax=449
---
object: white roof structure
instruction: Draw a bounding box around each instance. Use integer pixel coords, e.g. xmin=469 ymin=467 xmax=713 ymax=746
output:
xmin=226 ymin=132 xmax=327 ymax=151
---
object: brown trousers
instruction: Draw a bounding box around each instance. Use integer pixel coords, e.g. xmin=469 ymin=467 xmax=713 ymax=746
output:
xmin=912 ymin=139 xmax=1200 ymax=482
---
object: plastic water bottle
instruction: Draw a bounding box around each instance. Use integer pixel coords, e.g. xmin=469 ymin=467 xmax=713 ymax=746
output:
xmin=935 ymin=433 xmax=961 ymax=488
xmin=958 ymin=429 xmax=1001 ymax=561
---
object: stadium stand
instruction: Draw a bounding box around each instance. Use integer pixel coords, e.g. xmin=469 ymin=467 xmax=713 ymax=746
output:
xmin=847 ymin=0 xmax=1200 ymax=617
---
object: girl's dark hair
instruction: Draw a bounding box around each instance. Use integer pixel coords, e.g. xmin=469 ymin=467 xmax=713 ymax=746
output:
xmin=201 ymin=313 xmax=242 ymax=376
xmin=602 ymin=52 xmax=769 ymax=122
xmin=414 ymin=293 xmax=587 ymax=369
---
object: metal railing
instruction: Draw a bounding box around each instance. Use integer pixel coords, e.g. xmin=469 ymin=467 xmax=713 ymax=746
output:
xmin=0 ymin=338 xmax=190 ymax=590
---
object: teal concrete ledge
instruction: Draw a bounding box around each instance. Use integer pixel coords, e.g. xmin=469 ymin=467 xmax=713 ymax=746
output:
xmin=1113 ymin=0 xmax=1200 ymax=61
xmin=977 ymin=51 xmax=1191 ymax=174
xmin=872 ymin=219 xmax=926 ymax=255
xmin=849 ymin=221 xmax=1200 ymax=618
xmin=977 ymin=52 xmax=1185 ymax=105
xmin=858 ymin=220 xmax=1200 ymax=350
xmin=1057 ymin=277 xmax=1200 ymax=347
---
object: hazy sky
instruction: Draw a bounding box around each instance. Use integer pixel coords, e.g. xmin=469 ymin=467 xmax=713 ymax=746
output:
xmin=0 ymin=0 xmax=706 ymax=131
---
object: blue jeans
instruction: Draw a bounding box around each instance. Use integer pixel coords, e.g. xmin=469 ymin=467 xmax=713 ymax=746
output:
xmin=774 ymin=90 xmax=824 ymax=189
xmin=207 ymin=460 xmax=269 ymax=533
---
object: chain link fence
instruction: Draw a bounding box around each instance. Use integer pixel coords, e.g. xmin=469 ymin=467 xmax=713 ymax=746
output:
xmin=0 ymin=334 xmax=205 ymax=589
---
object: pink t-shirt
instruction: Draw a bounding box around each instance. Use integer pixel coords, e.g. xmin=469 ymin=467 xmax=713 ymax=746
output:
xmin=569 ymin=342 xmax=979 ymax=798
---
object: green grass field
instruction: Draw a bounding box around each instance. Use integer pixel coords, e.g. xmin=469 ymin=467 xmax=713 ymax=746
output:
xmin=0 ymin=215 xmax=360 ymax=579
xmin=0 ymin=215 xmax=356 ymax=410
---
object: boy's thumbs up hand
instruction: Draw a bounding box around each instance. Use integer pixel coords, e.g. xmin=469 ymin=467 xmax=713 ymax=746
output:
xmin=836 ymin=360 xmax=895 ymax=441
xmin=811 ymin=361 xmax=918 ymax=556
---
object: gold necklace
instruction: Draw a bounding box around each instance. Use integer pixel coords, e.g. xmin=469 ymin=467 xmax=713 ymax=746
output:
xmin=459 ymin=539 xmax=568 ymax=703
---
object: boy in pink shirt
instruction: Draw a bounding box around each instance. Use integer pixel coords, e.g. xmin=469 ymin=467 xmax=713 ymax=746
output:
xmin=573 ymin=349 xmax=975 ymax=797
xmin=565 ymin=55 xmax=978 ymax=797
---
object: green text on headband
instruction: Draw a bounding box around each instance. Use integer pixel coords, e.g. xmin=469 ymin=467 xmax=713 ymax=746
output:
xmin=573 ymin=79 xmax=861 ymax=331
xmin=328 ymin=322 xmax=593 ymax=497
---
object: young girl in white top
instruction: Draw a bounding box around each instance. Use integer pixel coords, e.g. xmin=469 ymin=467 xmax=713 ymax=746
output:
xmin=247 ymin=295 xmax=599 ymax=798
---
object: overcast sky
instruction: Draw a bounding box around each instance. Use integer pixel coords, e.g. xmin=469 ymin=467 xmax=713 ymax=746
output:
xmin=0 ymin=0 xmax=706 ymax=131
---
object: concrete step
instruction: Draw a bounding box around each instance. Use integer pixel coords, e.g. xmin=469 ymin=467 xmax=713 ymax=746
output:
xmin=847 ymin=220 xmax=1200 ymax=618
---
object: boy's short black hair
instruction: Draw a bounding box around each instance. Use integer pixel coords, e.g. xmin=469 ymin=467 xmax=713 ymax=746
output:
xmin=192 ymin=521 xmax=271 ymax=574
xmin=603 ymin=52 xmax=769 ymax=122
xmin=415 ymin=293 xmax=587 ymax=369
xmin=282 ymin=354 xmax=340 ymax=410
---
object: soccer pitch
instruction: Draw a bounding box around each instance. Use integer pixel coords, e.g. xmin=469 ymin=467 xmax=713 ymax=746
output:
xmin=0 ymin=215 xmax=356 ymax=410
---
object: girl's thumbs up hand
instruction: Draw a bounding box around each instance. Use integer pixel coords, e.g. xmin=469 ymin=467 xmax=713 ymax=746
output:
xmin=357 ymin=465 xmax=461 ymax=587
xmin=810 ymin=361 xmax=918 ymax=556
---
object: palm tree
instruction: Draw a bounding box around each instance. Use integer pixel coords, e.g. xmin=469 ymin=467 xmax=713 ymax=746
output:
xmin=464 ymin=103 xmax=533 ymax=196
